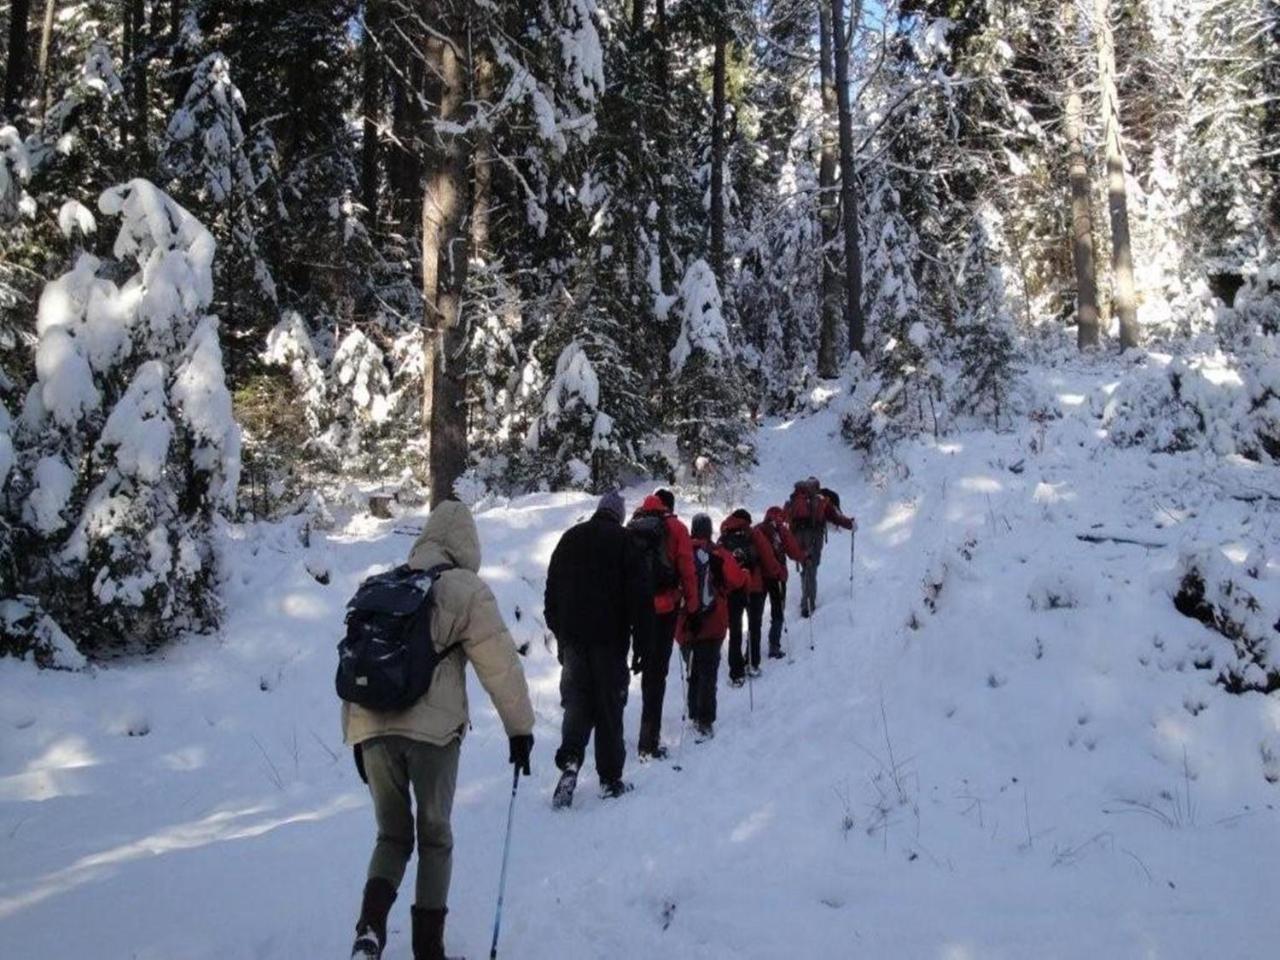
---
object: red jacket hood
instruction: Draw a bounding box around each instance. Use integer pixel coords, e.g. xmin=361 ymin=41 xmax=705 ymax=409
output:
xmin=639 ymin=494 xmax=667 ymax=514
xmin=719 ymin=514 xmax=750 ymax=534
xmin=764 ymin=506 xmax=786 ymax=524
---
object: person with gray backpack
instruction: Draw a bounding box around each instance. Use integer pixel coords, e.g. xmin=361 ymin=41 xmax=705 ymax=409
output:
xmin=339 ymin=500 xmax=534 ymax=960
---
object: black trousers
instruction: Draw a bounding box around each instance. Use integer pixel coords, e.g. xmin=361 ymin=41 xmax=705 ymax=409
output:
xmin=555 ymin=641 xmax=628 ymax=782
xmin=639 ymin=611 xmax=679 ymax=751
xmin=682 ymin=641 xmax=721 ymax=726
xmin=727 ymin=590 xmax=766 ymax=679
xmin=766 ymin=579 xmax=786 ymax=652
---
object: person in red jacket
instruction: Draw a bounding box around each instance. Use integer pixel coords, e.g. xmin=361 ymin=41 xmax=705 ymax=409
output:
xmin=680 ymin=514 xmax=748 ymax=740
xmin=760 ymin=506 xmax=808 ymax=658
xmin=785 ymin=477 xmax=855 ymax=618
xmin=627 ymin=488 xmax=699 ymax=760
xmin=718 ymin=509 xmax=782 ymax=684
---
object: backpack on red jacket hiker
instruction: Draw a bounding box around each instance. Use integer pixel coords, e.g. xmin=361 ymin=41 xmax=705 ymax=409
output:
xmin=719 ymin=525 xmax=757 ymax=572
xmin=627 ymin=510 xmax=680 ymax=591
xmin=788 ymin=482 xmax=821 ymax=528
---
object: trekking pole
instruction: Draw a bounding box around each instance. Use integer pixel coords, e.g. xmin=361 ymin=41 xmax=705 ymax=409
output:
xmin=849 ymin=528 xmax=856 ymax=602
xmin=746 ymin=647 xmax=754 ymax=713
xmin=489 ymin=765 xmax=521 ymax=960
xmin=677 ymin=644 xmax=690 ymax=752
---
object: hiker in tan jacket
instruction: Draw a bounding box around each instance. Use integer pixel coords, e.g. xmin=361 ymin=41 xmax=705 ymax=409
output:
xmin=344 ymin=500 xmax=534 ymax=960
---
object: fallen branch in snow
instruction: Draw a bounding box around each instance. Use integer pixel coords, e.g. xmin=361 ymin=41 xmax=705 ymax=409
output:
xmin=1076 ymin=533 xmax=1168 ymax=549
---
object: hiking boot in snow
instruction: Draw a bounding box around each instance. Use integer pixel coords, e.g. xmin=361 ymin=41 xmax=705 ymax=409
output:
xmin=410 ymin=905 xmax=447 ymax=960
xmin=729 ymin=676 xmax=745 ymax=688
xmin=747 ymin=665 xmax=762 ymax=678
xmin=694 ymin=723 xmax=714 ymax=742
xmin=352 ymin=877 xmax=397 ymax=959
xmin=768 ymin=647 xmax=784 ymax=660
xmin=600 ymin=778 xmax=634 ymax=799
xmin=638 ymin=743 xmax=669 ymax=762
xmin=552 ymin=766 xmax=578 ymax=810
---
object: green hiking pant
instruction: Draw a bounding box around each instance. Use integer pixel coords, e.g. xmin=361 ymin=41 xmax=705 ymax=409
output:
xmin=362 ymin=735 xmax=460 ymax=909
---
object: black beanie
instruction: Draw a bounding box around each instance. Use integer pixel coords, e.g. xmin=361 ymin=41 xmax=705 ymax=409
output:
xmin=691 ymin=513 xmax=712 ymax=540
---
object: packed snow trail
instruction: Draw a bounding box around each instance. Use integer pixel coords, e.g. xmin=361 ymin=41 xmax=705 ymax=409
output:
xmin=3 ymin=357 xmax=1279 ymax=959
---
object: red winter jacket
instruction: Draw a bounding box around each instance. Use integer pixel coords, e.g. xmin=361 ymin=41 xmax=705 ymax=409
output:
xmin=761 ymin=508 xmax=808 ymax=583
xmin=680 ymin=540 xmax=748 ymax=645
xmin=718 ymin=513 xmax=782 ymax=594
xmin=635 ymin=494 xmax=699 ymax=616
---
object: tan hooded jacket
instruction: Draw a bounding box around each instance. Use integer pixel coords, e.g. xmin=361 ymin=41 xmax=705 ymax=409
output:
xmin=341 ymin=501 xmax=535 ymax=747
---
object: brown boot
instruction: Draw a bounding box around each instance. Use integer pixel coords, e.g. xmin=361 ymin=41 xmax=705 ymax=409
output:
xmin=411 ymin=905 xmax=447 ymax=960
xmin=352 ymin=877 xmax=396 ymax=958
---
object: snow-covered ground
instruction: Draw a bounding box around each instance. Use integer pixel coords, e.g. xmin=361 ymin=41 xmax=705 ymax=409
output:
xmin=3 ymin=354 xmax=1279 ymax=959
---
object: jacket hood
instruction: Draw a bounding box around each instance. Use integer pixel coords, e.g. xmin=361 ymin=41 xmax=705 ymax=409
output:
xmin=639 ymin=494 xmax=667 ymax=514
xmin=765 ymin=506 xmax=785 ymax=523
xmin=720 ymin=513 xmax=750 ymax=534
xmin=410 ymin=500 xmax=482 ymax=572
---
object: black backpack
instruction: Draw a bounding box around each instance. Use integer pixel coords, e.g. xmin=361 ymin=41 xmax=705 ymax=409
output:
xmin=789 ymin=483 xmax=821 ymax=528
xmin=821 ymin=487 xmax=842 ymax=512
xmin=720 ymin=526 xmax=757 ymax=571
xmin=627 ymin=511 xmax=680 ymax=590
xmin=335 ymin=563 xmax=456 ymax=712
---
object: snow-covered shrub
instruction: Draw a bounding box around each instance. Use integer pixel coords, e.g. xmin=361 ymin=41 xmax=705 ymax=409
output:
xmin=1103 ymin=352 xmax=1280 ymax=461
xmin=1173 ymin=548 xmax=1280 ymax=694
xmin=4 ymin=180 xmax=240 ymax=660
xmin=0 ymin=598 xmax=87 ymax=670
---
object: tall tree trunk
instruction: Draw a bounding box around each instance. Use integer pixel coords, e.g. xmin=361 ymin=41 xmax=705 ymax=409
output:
xmin=830 ymin=0 xmax=865 ymax=355
xmin=360 ymin=0 xmax=384 ymax=226
xmin=128 ymin=0 xmax=149 ymax=165
xmin=4 ymin=0 xmax=32 ymax=122
xmin=816 ymin=0 xmax=841 ymax=377
xmin=470 ymin=46 xmax=493 ymax=258
xmin=709 ymin=17 xmax=726 ymax=283
xmin=422 ymin=2 xmax=472 ymax=507
xmin=1094 ymin=0 xmax=1139 ymax=349
xmin=652 ymin=0 xmax=671 ymax=293
xmin=1066 ymin=80 xmax=1101 ymax=348
xmin=34 ymin=0 xmax=56 ymax=122
xmin=632 ymin=0 xmax=647 ymax=33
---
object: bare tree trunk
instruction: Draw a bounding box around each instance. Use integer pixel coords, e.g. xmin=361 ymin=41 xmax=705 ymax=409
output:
xmin=653 ymin=0 xmax=671 ymax=293
xmin=33 ymin=0 xmax=56 ymax=121
xmin=4 ymin=0 xmax=32 ymax=121
xmin=128 ymin=0 xmax=149 ymax=165
xmin=709 ymin=17 xmax=726 ymax=283
xmin=360 ymin=0 xmax=384 ymax=226
xmin=817 ymin=0 xmax=840 ymax=377
xmin=1066 ymin=81 xmax=1101 ymax=349
xmin=470 ymin=46 xmax=493 ymax=258
xmin=632 ymin=0 xmax=647 ymax=33
xmin=422 ymin=2 xmax=472 ymax=507
xmin=1094 ymin=0 xmax=1139 ymax=349
xmin=831 ymin=0 xmax=865 ymax=355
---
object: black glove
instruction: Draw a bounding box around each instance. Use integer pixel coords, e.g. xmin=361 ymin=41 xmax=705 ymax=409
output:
xmin=353 ymin=744 xmax=367 ymax=784
xmin=509 ymin=733 xmax=534 ymax=776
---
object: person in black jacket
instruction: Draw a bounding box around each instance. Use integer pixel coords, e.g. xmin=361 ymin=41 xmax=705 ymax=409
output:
xmin=545 ymin=491 xmax=654 ymax=804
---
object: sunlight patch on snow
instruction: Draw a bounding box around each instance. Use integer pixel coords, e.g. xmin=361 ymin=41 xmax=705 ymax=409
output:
xmin=0 ymin=793 xmax=364 ymax=920
xmin=729 ymin=803 xmax=775 ymax=843
xmin=25 ymin=736 xmax=97 ymax=773
xmin=158 ymin=746 xmax=207 ymax=772
xmin=958 ymin=475 xmax=1003 ymax=494
xmin=939 ymin=945 xmax=976 ymax=960
xmin=279 ymin=592 xmax=327 ymax=620
xmin=1057 ymin=392 xmax=1087 ymax=408
xmin=0 ymin=768 xmax=93 ymax=803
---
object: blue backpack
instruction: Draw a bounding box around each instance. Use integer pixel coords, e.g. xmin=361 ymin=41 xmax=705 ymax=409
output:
xmin=335 ymin=563 xmax=456 ymax=712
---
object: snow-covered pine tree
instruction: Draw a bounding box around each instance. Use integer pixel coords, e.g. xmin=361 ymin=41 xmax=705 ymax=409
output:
xmin=5 ymin=179 xmax=240 ymax=659
xmin=164 ymin=52 xmax=278 ymax=370
xmin=669 ymin=258 xmax=750 ymax=475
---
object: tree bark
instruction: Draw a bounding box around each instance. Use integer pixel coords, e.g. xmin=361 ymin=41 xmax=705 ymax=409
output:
xmin=470 ymin=45 xmax=493 ymax=258
xmin=128 ymin=0 xmax=149 ymax=164
xmin=631 ymin=0 xmax=647 ymax=33
xmin=4 ymin=0 xmax=32 ymax=121
xmin=421 ymin=2 xmax=472 ymax=506
xmin=360 ymin=0 xmax=384 ymax=226
xmin=830 ymin=0 xmax=865 ymax=355
xmin=817 ymin=0 xmax=841 ymax=377
xmin=652 ymin=0 xmax=671 ymax=293
xmin=1065 ymin=78 xmax=1100 ymax=348
xmin=1094 ymin=0 xmax=1139 ymax=349
xmin=709 ymin=17 xmax=727 ymax=283
xmin=34 ymin=0 xmax=56 ymax=121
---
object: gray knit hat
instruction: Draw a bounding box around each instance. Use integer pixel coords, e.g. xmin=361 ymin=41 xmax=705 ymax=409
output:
xmin=597 ymin=490 xmax=625 ymax=522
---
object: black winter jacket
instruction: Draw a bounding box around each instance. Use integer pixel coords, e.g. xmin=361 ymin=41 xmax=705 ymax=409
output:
xmin=544 ymin=511 xmax=655 ymax=657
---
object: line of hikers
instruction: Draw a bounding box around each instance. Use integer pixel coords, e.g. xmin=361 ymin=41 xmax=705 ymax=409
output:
xmin=339 ymin=480 xmax=853 ymax=959
xmin=543 ymin=480 xmax=855 ymax=807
